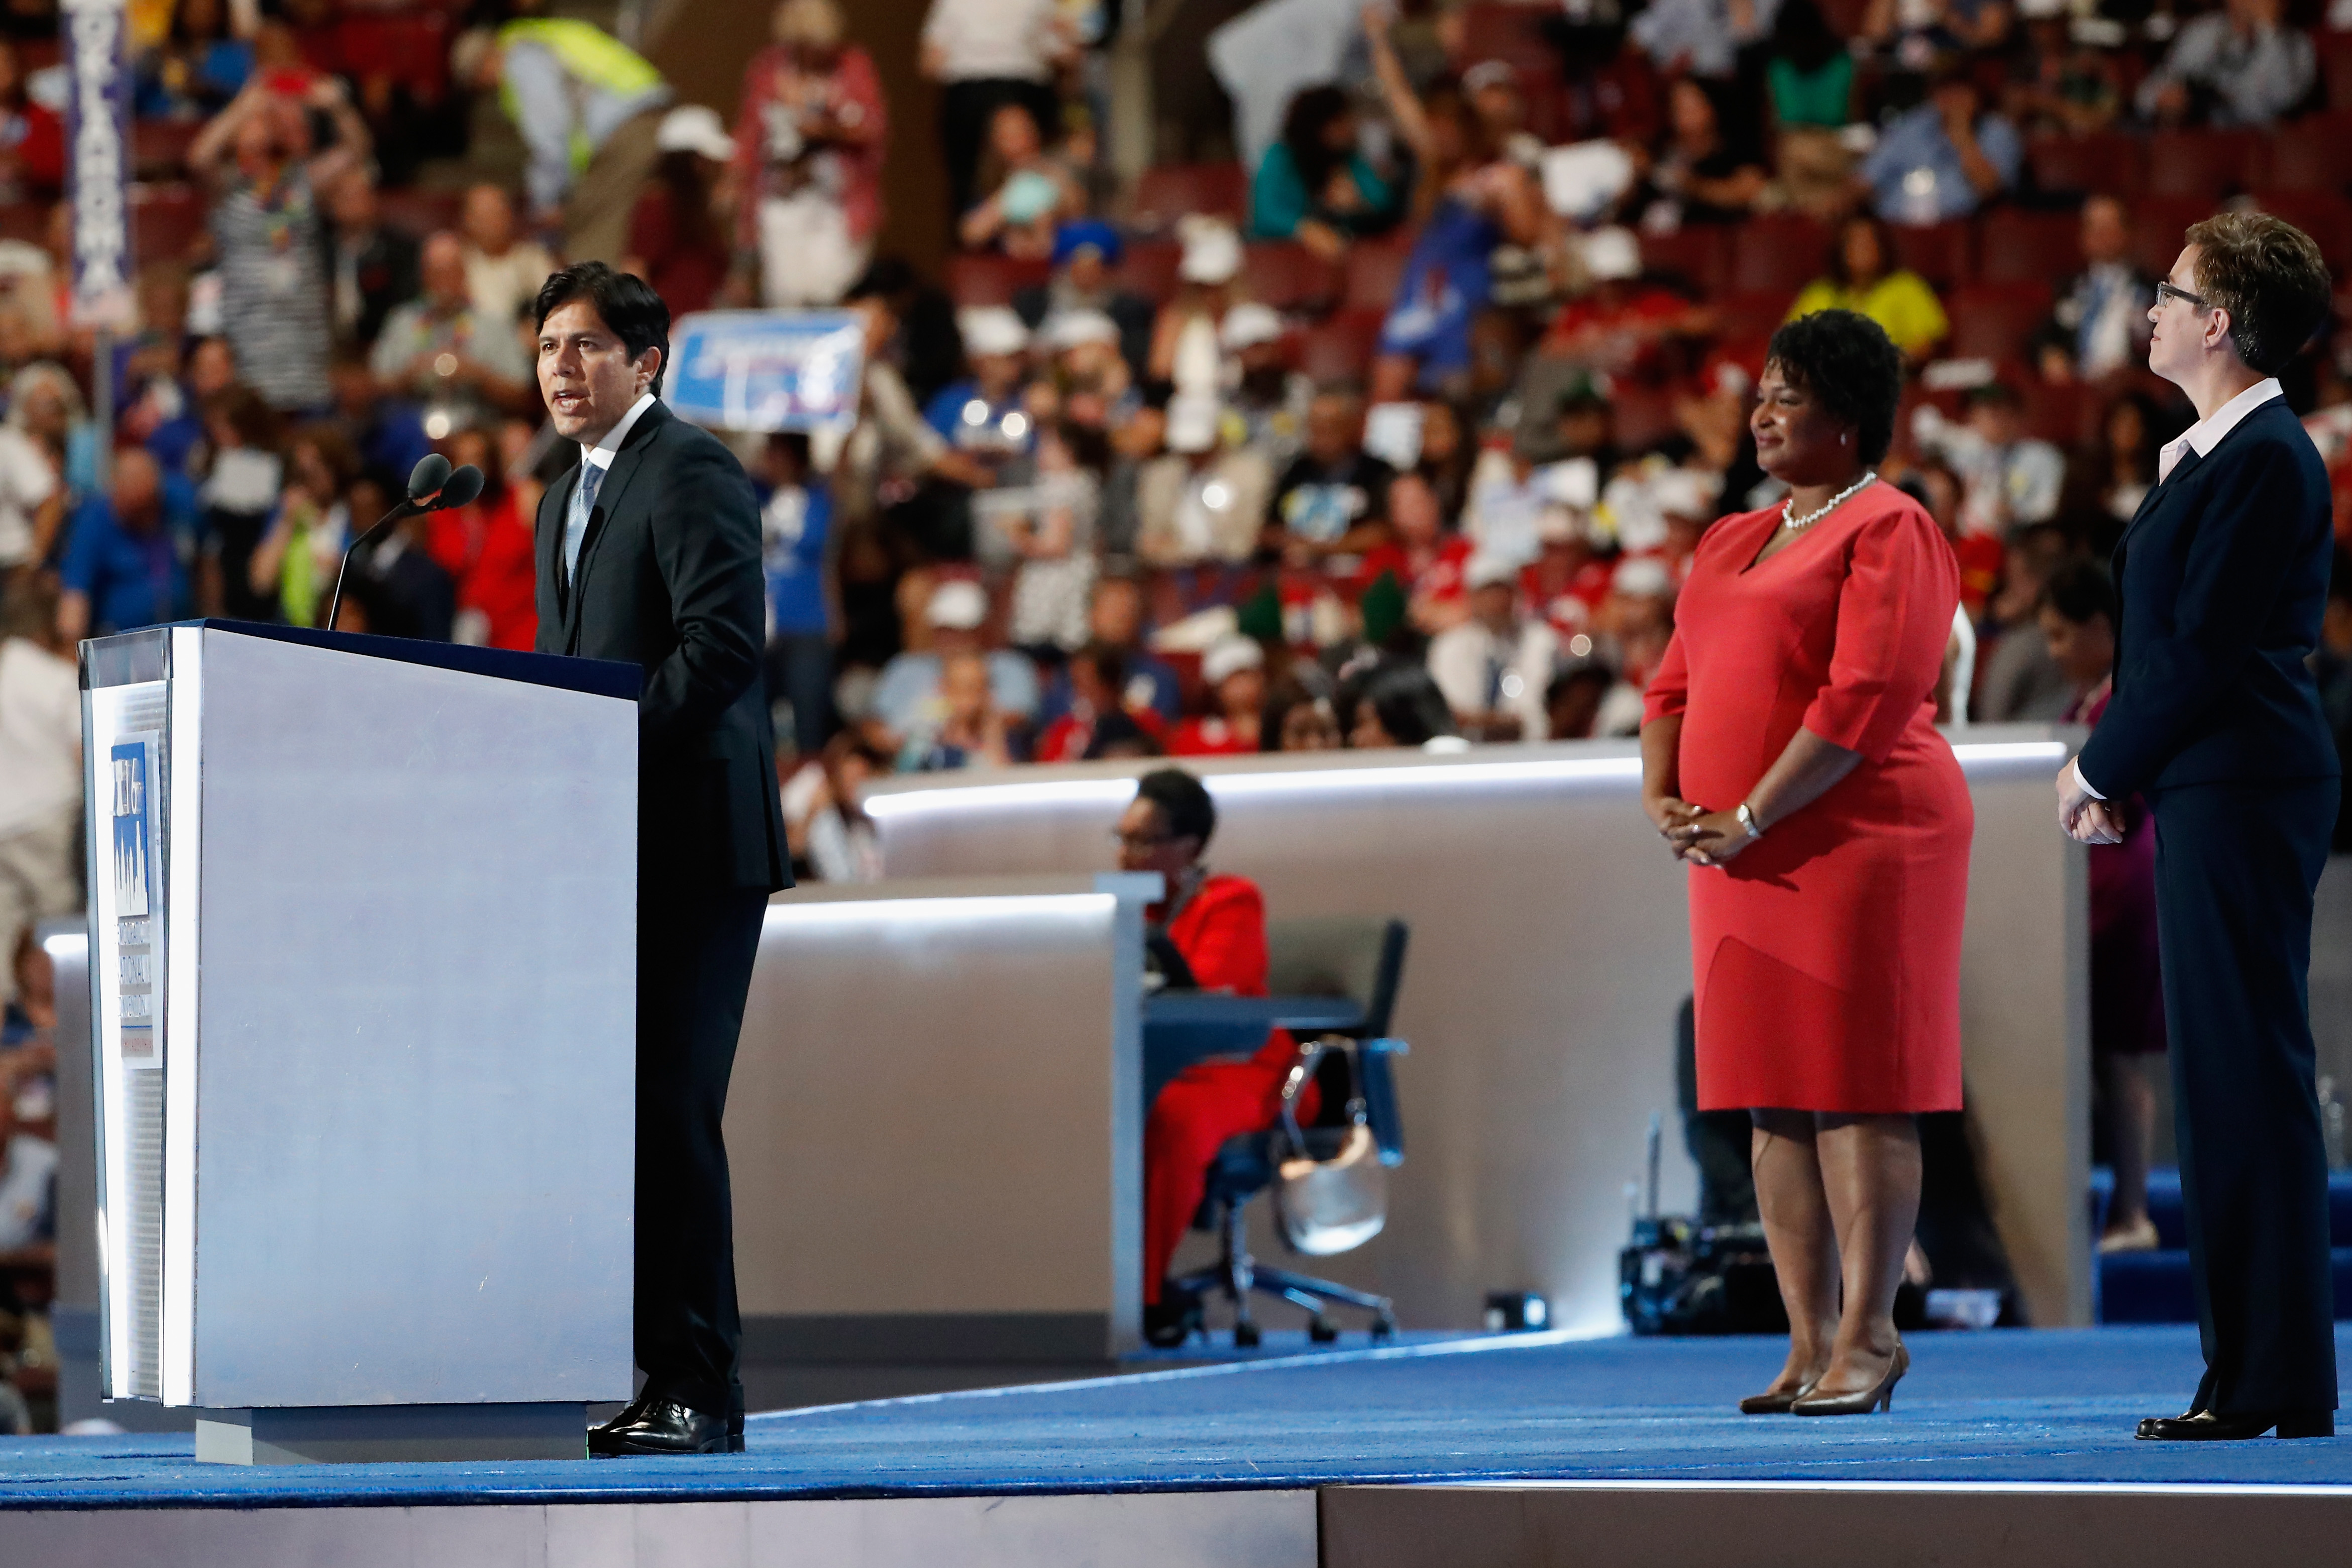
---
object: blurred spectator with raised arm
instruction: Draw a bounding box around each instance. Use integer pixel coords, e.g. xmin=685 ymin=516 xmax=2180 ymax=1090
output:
xmin=732 ymin=0 xmax=887 ymax=309
xmin=2136 ymin=0 xmax=2314 ymax=128
xmin=190 ymin=77 xmax=371 ymax=415
xmin=2032 ymin=195 xmax=2155 ymax=385
xmin=452 ymin=19 xmax=673 ymax=266
xmin=958 ymin=101 xmax=1086 ymax=258
xmin=1858 ymin=60 xmax=2020 ymax=227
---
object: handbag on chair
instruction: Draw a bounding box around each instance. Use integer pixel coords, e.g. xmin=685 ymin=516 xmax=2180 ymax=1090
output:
xmin=1272 ymin=1046 xmax=1388 ymax=1256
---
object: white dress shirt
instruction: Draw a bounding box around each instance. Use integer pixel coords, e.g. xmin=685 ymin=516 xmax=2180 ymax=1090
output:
xmin=2077 ymin=376 xmax=2282 ymax=800
xmin=582 ymin=390 xmax=659 ymax=472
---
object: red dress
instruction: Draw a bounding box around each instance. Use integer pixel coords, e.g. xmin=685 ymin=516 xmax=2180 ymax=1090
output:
xmin=1644 ymin=483 xmax=1972 ymax=1113
xmin=1142 ymin=874 xmax=1316 ymax=1303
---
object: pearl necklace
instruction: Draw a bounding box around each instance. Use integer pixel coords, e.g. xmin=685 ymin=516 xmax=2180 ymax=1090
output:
xmin=1780 ymin=470 xmax=1877 ymax=533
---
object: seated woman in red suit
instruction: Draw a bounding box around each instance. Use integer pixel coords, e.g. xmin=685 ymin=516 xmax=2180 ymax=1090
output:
xmin=1117 ymin=768 xmax=1315 ymax=1346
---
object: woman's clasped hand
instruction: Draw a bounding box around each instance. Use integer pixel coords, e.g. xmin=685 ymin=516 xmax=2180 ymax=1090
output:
xmin=1644 ymin=793 xmax=1758 ymax=867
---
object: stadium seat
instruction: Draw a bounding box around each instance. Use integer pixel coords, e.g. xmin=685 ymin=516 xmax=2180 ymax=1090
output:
xmin=1975 ymin=208 xmax=2082 ymax=285
xmin=1610 ymin=385 xmax=1678 ymax=451
xmin=2248 ymin=190 xmax=2352 ymax=271
xmin=1457 ymin=3 xmax=1556 ymax=69
xmin=0 ymin=202 xmax=45 ymax=245
xmin=946 ymin=253 xmax=1051 ymax=306
xmin=1889 ymin=220 xmax=1973 ymax=292
xmin=1638 ymin=225 xmax=1729 ymax=295
xmin=337 ymin=12 xmax=452 ymax=95
xmin=2260 ymin=113 xmax=2352 ymax=192
xmin=1728 ymin=215 xmax=1830 ymax=295
xmin=2020 ymin=376 xmax=2104 ymax=448
xmin=132 ymin=185 xmax=205 ymax=266
xmin=1117 ymin=240 xmax=1182 ymax=304
xmin=1241 ymin=242 xmax=1338 ymax=310
xmin=1130 ymin=163 xmax=1248 ymax=233
xmin=2144 ymin=129 xmax=2261 ymax=200
xmin=1712 ymin=290 xmax=1798 ymax=344
xmin=1942 ymin=281 xmax=2054 ymax=363
xmin=2125 ymin=194 xmax=2217 ymax=278
xmin=1341 ymin=235 xmax=1414 ymax=313
xmin=1302 ymin=310 xmax=1384 ymax=381
xmin=2323 ymin=31 xmax=2352 ymax=112
xmin=2027 ymin=132 xmax=2147 ymax=198
xmin=376 ymin=187 xmax=463 ymax=242
xmin=131 ymin=120 xmax=199 ymax=180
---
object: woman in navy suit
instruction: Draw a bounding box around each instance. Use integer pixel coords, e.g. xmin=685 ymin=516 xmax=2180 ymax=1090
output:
xmin=2055 ymin=211 xmax=2339 ymax=1441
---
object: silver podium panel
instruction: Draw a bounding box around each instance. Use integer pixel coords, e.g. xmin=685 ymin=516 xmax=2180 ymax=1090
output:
xmin=82 ymin=623 xmax=638 ymax=1416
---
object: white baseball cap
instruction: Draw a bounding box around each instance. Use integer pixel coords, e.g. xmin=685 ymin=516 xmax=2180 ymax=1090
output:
xmin=1202 ymin=634 xmax=1266 ymax=687
xmin=1179 ymin=218 xmax=1243 ymax=285
xmin=927 ymin=579 xmax=990 ymax=630
xmin=1612 ymin=556 xmax=1673 ymax=598
xmin=1043 ymin=308 xmax=1121 ymax=352
xmin=957 ymin=305 xmax=1031 ymax=359
xmin=1166 ymin=394 xmax=1222 ymax=454
xmin=1465 ymin=552 xmax=1521 ymax=592
xmin=1579 ymin=226 xmax=1642 ymax=283
xmin=1219 ymin=301 xmax=1285 ymax=351
xmin=657 ymin=104 xmax=735 ymax=161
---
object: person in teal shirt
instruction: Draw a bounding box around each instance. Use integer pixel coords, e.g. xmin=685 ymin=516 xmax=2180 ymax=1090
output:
xmin=1249 ymin=85 xmax=1399 ymax=260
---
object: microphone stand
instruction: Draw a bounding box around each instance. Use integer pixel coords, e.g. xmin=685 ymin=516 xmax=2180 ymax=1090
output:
xmin=324 ymin=498 xmax=424 ymax=634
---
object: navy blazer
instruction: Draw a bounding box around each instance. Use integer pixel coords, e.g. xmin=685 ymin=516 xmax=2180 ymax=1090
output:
xmin=535 ymin=399 xmax=792 ymax=893
xmin=2077 ymin=396 xmax=2341 ymax=800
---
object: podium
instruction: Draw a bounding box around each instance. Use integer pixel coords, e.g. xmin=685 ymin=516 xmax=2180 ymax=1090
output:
xmin=79 ymin=621 xmax=641 ymax=1463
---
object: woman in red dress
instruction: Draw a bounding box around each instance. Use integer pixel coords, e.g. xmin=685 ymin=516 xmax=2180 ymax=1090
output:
xmin=1642 ymin=310 xmax=1971 ymax=1416
xmin=1117 ymin=768 xmax=1317 ymax=1346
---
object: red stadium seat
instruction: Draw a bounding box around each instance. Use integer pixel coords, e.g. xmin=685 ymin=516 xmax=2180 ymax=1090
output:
xmin=132 ymin=185 xmax=206 ymax=267
xmin=1712 ymin=289 xmax=1798 ymax=344
xmin=1889 ymin=220 xmax=1973 ymax=292
xmin=946 ymin=253 xmax=1051 ymax=306
xmin=1611 ymin=385 xmax=1678 ymax=451
xmin=1942 ymin=281 xmax=2054 ymax=363
xmin=2260 ymin=114 xmax=2352 ymax=192
xmin=1638 ymin=224 xmax=1730 ymax=295
xmin=2323 ymin=31 xmax=2352 ymax=112
xmin=1458 ymin=3 xmax=1556 ymax=69
xmin=1729 ymin=215 xmax=1831 ymax=295
xmin=1241 ymin=242 xmax=1338 ymax=309
xmin=2027 ymin=132 xmax=2148 ymax=198
xmin=1117 ymin=240 xmax=1182 ymax=303
xmin=2019 ymin=375 xmax=2104 ymax=448
xmin=2125 ymin=194 xmax=2218 ymax=278
xmin=2248 ymin=190 xmax=2352 ymax=271
xmin=1816 ymin=0 xmax=1871 ymax=36
xmin=1341 ymin=235 xmax=1415 ymax=312
xmin=1302 ymin=310 xmax=1384 ymax=381
xmin=1129 ymin=163 xmax=1248 ymax=232
xmin=377 ymin=187 xmax=464 ymax=242
xmin=1975 ymin=208 xmax=2082 ymax=285
xmin=131 ymin=120 xmax=199 ymax=180
xmin=2144 ymin=129 xmax=2262 ymax=200
xmin=0 ymin=202 xmax=46 ymax=245
xmin=337 ymin=12 xmax=452 ymax=95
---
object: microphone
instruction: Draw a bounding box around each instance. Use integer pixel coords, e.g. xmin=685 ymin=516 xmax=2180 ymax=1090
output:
xmin=324 ymin=457 xmax=483 ymax=632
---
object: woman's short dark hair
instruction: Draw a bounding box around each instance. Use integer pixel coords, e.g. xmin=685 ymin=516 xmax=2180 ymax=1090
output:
xmin=1282 ymin=84 xmax=1355 ymax=197
xmin=1825 ymin=213 xmax=1896 ymax=289
xmin=2183 ymin=211 xmax=2333 ymax=376
xmin=2042 ymin=559 xmax=2118 ymax=629
xmin=1765 ymin=308 xmax=1905 ymax=466
xmin=532 ymin=262 xmax=672 ymax=393
xmin=1134 ymin=766 xmax=1215 ymax=845
xmin=1357 ymin=664 xmax=1459 ymax=747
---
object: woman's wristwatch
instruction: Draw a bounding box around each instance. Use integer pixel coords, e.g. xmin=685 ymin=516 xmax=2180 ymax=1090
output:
xmin=1737 ymin=802 xmax=1765 ymax=840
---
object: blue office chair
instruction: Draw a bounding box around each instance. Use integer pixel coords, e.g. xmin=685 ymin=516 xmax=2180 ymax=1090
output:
xmin=1172 ymin=916 xmax=1410 ymax=1347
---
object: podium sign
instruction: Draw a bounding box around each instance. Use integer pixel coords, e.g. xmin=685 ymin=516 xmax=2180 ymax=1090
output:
xmin=81 ymin=621 xmax=641 ymax=1462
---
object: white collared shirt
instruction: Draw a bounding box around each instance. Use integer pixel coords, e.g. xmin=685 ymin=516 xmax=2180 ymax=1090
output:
xmin=2077 ymin=374 xmax=2283 ymax=802
xmin=2155 ymin=377 xmax=2282 ymax=484
xmin=580 ymin=391 xmax=658 ymax=474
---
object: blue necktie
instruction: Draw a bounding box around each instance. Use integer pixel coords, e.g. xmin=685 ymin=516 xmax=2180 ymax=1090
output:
xmin=564 ymin=461 xmax=605 ymax=582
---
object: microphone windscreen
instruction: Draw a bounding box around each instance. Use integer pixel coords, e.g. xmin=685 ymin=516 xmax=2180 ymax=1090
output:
xmin=407 ymin=453 xmax=453 ymax=502
xmin=438 ymin=465 xmax=486 ymax=510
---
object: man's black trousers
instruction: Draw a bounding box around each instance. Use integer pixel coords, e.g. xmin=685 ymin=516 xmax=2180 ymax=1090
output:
xmin=2152 ymin=778 xmax=2338 ymax=1416
xmin=633 ymin=880 xmax=770 ymax=1418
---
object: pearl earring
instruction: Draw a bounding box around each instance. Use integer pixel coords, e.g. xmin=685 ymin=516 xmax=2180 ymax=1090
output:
xmin=1840 ymin=433 xmax=1850 ymax=444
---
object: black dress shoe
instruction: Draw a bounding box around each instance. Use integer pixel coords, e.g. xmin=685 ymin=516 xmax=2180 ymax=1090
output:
xmin=1144 ymin=1287 xmax=1203 ymax=1349
xmin=590 ymin=1398 xmax=732 ymax=1457
xmin=2136 ymin=1408 xmax=2335 ymax=1441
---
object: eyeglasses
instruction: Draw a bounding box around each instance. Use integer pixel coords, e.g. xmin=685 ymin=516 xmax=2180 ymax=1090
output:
xmin=2155 ymin=279 xmax=2213 ymax=313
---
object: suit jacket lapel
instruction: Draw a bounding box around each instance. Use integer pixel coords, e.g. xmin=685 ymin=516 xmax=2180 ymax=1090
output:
xmin=2117 ymin=443 xmax=2203 ymax=555
xmin=560 ymin=403 xmax=668 ymax=653
xmin=541 ymin=468 xmax=577 ymax=621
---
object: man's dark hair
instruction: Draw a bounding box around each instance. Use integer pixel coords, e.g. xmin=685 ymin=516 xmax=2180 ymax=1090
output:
xmin=532 ymin=262 xmax=672 ymax=393
xmin=1357 ymin=664 xmax=1459 ymax=747
xmin=1134 ymin=766 xmax=1215 ymax=845
xmin=1765 ymin=308 xmax=1905 ymax=465
xmin=2042 ymin=558 xmax=2118 ymax=629
xmin=2183 ymin=211 xmax=2333 ymax=376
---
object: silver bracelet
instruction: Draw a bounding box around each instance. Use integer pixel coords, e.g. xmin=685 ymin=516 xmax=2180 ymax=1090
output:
xmin=1737 ymin=802 xmax=1765 ymax=839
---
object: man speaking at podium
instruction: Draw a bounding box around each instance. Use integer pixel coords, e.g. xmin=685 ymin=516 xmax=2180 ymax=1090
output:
xmin=530 ymin=262 xmax=792 ymax=1457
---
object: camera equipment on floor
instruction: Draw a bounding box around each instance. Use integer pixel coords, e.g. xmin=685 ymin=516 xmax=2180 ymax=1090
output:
xmin=1619 ymin=1111 xmax=1787 ymax=1335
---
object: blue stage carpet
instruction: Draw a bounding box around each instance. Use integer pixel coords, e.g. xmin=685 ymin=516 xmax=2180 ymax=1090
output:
xmin=6 ymin=1325 xmax=2351 ymax=1509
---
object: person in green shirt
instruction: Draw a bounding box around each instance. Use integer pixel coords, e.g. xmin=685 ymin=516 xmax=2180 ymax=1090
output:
xmin=1787 ymin=214 xmax=1949 ymax=363
xmin=1767 ymin=0 xmax=1858 ymax=220
xmin=1249 ymin=84 xmax=1400 ymax=262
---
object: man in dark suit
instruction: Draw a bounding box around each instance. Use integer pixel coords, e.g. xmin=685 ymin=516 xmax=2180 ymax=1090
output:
xmin=2057 ymin=212 xmax=2339 ymax=1441
xmin=529 ymin=262 xmax=791 ymax=1457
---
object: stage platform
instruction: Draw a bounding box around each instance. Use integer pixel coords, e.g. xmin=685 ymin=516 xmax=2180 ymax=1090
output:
xmin=5 ymin=1326 xmax=2350 ymax=1565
